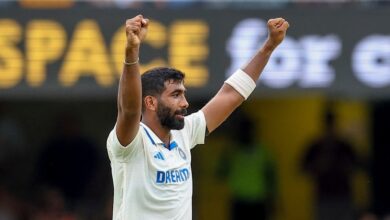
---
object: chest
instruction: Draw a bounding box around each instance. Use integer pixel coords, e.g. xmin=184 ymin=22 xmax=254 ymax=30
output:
xmin=146 ymin=140 xmax=190 ymax=168
xmin=142 ymin=137 xmax=192 ymax=185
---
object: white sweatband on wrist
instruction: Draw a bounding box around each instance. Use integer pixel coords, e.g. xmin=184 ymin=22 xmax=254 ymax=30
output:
xmin=225 ymin=69 xmax=257 ymax=100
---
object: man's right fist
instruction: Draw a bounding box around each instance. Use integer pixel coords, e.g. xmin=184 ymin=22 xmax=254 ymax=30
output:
xmin=125 ymin=14 xmax=149 ymax=48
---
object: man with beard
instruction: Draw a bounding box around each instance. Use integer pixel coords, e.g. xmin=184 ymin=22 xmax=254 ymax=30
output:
xmin=106 ymin=14 xmax=289 ymax=220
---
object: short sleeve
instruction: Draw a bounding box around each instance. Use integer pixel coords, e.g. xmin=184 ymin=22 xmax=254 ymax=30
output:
xmin=106 ymin=126 xmax=142 ymax=163
xmin=184 ymin=110 xmax=207 ymax=149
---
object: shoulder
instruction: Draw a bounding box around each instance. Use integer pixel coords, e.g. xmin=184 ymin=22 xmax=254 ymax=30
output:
xmin=184 ymin=110 xmax=206 ymax=127
xmin=107 ymin=124 xmax=145 ymax=162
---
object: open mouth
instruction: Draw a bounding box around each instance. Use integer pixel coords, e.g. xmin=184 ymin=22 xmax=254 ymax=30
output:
xmin=175 ymin=114 xmax=185 ymax=120
xmin=175 ymin=109 xmax=187 ymax=121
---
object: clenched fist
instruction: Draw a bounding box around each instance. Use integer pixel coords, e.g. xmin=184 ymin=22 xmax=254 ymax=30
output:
xmin=125 ymin=14 xmax=149 ymax=49
xmin=267 ymin=18 xmax=289 ymax=48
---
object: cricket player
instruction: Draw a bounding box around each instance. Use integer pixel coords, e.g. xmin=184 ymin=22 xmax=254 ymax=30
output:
xmin=107 ymin=14 xmax=289 ymax=220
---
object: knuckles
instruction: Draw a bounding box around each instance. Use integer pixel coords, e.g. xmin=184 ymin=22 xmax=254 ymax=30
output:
xmin=267 ymin=18 xmax=289 ymax=32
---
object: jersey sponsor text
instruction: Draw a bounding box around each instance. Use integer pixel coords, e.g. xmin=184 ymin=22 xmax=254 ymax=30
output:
xmin=156 ymin=168 xmax=190 ymax=184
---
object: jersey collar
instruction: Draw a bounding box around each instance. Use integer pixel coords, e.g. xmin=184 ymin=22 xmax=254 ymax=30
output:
xmin=140 ymin=123 xmax=178 ymax=150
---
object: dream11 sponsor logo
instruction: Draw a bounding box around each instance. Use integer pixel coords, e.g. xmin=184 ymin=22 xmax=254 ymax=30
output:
xmin=226 ymin=18 xmax=390 ymax=89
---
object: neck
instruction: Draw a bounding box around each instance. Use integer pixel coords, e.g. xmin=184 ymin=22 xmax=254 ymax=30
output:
xmin=142 ymin=114 xmax=171 ymax=147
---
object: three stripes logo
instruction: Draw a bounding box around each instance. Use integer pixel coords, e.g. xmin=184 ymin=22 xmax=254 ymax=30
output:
xmin=154 ymin=152 xmax=165 ymax=160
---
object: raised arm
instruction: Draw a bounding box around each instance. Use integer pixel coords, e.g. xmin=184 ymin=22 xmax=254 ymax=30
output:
xmin=116 ymin=15 xmax=148 ymax=146
xmin=201 ymin=18 xmax=289 ymax=133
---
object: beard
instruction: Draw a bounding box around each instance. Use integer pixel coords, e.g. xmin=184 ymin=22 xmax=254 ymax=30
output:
xmin=157 ymin=101 xmax=187 ymax=130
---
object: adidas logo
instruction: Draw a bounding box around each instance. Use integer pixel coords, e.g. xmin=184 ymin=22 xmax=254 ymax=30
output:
xmin=154 ymin=152 xmax=165 ymax=160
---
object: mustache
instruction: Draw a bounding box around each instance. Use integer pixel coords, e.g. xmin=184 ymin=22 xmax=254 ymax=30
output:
xmin=175 ymin=109 xmax=187 ymax=116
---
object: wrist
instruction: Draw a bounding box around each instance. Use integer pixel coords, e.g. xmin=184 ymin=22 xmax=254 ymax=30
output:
xmin=264 ymin=39 xmax=278 ymax=51
xmin=125 ymin=45 xmax=140 ymax=62
xmin=124 ymin=57 xmax=139 ymax=66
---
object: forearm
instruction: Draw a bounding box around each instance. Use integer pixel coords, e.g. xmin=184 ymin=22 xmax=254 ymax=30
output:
xmin=242 ymin=40 xmax=276 ymax=82
xmin=117 ymin=47 xmax=142 ymax=115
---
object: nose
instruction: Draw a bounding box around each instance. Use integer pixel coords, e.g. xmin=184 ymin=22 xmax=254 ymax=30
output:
xmin=181 ymin=96 xmax=189 ymax=109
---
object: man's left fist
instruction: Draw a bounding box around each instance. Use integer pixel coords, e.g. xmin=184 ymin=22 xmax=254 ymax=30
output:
xmin=267 ymin=18 xmax=290 ymax=47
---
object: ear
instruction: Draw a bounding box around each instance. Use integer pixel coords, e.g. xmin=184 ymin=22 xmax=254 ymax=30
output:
xmin=144 ymin=96 xmax=158 ymax=111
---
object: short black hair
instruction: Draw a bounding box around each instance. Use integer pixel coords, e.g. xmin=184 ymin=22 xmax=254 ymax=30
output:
xmin=141 ymin=67 xmax=185 ymax=110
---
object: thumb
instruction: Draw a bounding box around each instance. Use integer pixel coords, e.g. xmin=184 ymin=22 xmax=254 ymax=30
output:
xmin=139 ymin=19 xmax=149 ymax=40
xmin=141 ymin=18 xmax=149 ymax=28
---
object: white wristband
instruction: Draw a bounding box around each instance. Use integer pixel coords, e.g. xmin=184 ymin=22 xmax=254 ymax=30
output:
xmin=225 ymin=69 xmax=256 ymax=100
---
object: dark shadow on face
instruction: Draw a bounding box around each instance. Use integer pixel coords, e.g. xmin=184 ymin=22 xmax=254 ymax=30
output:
xmin=157 ymin=99 xmax=187 ymax=130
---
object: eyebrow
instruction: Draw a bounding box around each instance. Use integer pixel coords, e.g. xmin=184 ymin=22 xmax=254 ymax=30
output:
xmin=170 ymin=88 xmax=186 ymax=94
xmin=172 ymin=89 xmax=187 ymax=93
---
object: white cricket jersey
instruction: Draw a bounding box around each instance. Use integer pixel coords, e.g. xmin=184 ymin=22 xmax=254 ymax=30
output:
xmin=106 ymin=111 xmax=206 ymax=220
